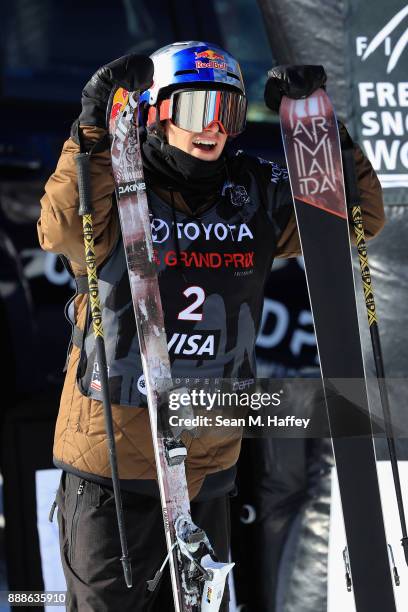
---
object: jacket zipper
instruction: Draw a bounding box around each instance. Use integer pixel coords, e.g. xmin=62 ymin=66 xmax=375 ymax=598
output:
xmin=69 ymin=480 xmax=85 ymax=564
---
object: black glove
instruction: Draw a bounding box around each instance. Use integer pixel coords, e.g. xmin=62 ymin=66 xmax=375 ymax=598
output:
xmin=264 ymin=65 xmax=327 ymax=113
xmin=79 ymin=54 xmax=154 ymax=128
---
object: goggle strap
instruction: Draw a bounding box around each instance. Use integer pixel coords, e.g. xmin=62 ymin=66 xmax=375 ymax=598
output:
xmin=146 ymin=99 xmax=172 ymax=127
xmin=159 ymin=99 xmax=171 ymax=121
xmin=147 ymin=106 xmax=157 ymax=126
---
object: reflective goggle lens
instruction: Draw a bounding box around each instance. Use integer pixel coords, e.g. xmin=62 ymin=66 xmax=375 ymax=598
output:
xmin=170 ymin=90 xmax=247 ymax=136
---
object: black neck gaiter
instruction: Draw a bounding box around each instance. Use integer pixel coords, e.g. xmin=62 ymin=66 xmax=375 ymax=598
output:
xmin=141 ymin=132 xmax=227 ymax=210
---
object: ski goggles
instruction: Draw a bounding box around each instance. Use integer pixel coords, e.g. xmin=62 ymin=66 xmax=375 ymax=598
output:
xmin=148 ymin=89 xmax=247 ymax=136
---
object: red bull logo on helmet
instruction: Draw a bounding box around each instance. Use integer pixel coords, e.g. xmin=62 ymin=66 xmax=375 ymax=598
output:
xmin=194 ymin=49 xmax=227 ymax=70
xmin=195 ymin=49 xmax=225 ymax=60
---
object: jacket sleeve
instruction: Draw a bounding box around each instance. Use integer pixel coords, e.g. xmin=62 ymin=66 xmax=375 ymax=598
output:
xmin=273 ymin=140 xmax=385 ymax=259
xmin=37 ymin=126 xmax=119 ymax=276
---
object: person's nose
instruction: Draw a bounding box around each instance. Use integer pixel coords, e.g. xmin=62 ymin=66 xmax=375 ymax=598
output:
xmin=204 ymin=121 xmax=220 ymax=134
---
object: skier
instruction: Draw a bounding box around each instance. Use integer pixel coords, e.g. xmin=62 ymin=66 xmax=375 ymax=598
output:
xmin=38 ymin=42 xmax=385 ymax=611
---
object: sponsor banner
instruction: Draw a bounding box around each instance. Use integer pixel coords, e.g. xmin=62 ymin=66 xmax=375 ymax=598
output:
xmin=256 ymin=259 xmax=318 ymax=377
xmin=352 ymin=1 xmax=408 ymax=203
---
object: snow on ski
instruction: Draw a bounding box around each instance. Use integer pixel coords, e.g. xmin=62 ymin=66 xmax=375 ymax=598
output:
xmin=280 ymin=89 xmax=397 ymax=612
xmin=108 ymin=86 xmax=233 ymax=612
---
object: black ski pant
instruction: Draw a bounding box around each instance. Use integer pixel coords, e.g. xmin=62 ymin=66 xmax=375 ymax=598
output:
xmin=55 ymin=472 xmax=230 ymax=611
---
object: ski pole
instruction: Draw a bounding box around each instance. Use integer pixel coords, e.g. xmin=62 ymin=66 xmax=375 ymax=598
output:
xmin=342 ymin=145 xmax=408 ymax=566
xmin=75 ymin=151 xmax=133 ymax=587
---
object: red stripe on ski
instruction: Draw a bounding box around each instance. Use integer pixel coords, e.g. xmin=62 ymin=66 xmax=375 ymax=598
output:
xmin=295 ymin=196 xmax=348 ymax=220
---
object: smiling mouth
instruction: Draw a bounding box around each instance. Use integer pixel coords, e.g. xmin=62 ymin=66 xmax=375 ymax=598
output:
xmin=192 ymin=138 xmax=217 ymax=152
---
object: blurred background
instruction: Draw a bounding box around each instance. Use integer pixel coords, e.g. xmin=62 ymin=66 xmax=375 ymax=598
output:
xmin=0 ymin=1 xmax=407 ymax=611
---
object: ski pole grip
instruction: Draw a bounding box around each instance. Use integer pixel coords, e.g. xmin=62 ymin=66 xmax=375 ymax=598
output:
xmin=342 ymin=147 xmax=360 ymax=209
xmin=75 ymin=152 xmax=93 ymax=216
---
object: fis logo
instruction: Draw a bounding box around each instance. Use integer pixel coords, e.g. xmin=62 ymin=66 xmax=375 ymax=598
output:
xmin=356 ymin=6 xmax=408 ymax=73
xmin=118 ymin=182 xmax=146 ymax=196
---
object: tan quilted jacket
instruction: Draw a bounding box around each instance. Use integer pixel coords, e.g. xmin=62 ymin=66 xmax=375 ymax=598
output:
xmin=38 ymin=126 xmax=385 ymax=499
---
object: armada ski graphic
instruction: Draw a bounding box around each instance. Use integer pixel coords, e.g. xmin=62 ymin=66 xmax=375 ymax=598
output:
xmin=279 ymin=93 xmax=346 ymax=218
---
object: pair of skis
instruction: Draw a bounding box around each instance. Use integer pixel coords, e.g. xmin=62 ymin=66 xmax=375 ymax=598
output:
xmin=76 ymin=81 xmax=406 ymax=611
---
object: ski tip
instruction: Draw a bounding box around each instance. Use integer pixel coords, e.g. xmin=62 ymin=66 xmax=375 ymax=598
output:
xmin=121 ymin=556 xmax=133 ymax=588
xmin=401 ymin=537 xmax=408 ymax=567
